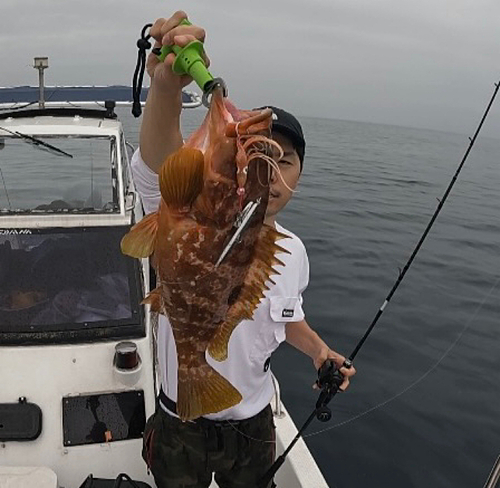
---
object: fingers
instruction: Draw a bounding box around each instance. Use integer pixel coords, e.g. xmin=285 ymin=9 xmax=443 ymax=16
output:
xmin=328 ymin=350 xmax=345 ymax=367
xmin=314 ymin=348 xmax=343 ymax=371
xmin=158 ymin=36 xmax=209 ymax=69
xmin=149 ymin=11 xmax=187 ymax=43
xmin=327 ymin=350 xmax=357 ymax=378
xmin=339 ymin=364 xmax=356 ymax=378
xmin=149 ymin=11 xmax=206 ymax=47
xmin=163 ymin=25 xmax=206 ymax=46
xmin=338 ymin=378 xmax=350 ymax=392
xmin=338 ymin=362 xmax=356 ymax=392
xmin=163 ymin=31 xmax=209 ymax=68
xmin=148 ymin=12 xmax=209 ymax=72
xmin=149 ymin=17 xmax=167 ymax=43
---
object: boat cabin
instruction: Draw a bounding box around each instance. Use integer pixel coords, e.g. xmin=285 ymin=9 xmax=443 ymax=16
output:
xmin=0 ymin=104 xmax=329 ymax=488
xmin=0 ymin=105 xmax=156 ymax=488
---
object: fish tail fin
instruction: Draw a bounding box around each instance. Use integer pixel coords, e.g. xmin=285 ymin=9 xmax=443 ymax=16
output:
xmin=121 ymin=211 xmax=159 ymax=258
xmin=160 ymin=147 xmax=205 ymax=209
xmin=177 ymin=357 xmax=242 ymax=421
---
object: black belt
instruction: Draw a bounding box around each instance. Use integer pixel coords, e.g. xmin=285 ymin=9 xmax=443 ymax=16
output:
xmin=158 ymin=388 xmax=270 ymax=427
xmin=158 ymin=389 xmax=230 ymax=427
xmin=158 ymin=388 xmax=178 ymax=415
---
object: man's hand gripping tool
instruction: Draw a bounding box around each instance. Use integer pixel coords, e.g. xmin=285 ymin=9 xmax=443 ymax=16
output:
xmin=152 ymin=19 xmax=227 ymax=107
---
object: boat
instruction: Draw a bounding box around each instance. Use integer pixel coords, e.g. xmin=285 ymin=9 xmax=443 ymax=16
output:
xmin=0 ymin=103 xmax=328 ymax=487
xmin=0 ymin=85 xmax=202 ymax=110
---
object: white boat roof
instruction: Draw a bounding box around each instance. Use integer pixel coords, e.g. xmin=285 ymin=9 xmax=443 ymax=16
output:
xmin=0 ymin=114 xmax=122 ymax=137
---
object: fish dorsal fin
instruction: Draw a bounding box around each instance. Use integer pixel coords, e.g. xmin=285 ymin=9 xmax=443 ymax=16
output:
xmin=159 ymin=147 xmax=204 ymax=209
xmin=207 ymin=225 xmax=290 ymax=361
xmin=121 ymin=211 xmax=159 ymax=258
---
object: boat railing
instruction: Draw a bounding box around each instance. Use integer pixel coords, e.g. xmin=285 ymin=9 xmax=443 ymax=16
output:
xmin=125 ymin=140 xmax=136 ymax=155
xmin=271 ymin=373 xmax=285 ymax=419
xmin=484 ymin=456 xmax=500 ymax=488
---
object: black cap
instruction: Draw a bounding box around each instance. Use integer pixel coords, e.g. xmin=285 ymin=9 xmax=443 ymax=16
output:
xmin=255 ymin=106 xmax=306 ymax=169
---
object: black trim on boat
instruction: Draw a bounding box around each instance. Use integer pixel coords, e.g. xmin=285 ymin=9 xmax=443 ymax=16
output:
xmin=0 ymin=105 xmax=117 ymax=120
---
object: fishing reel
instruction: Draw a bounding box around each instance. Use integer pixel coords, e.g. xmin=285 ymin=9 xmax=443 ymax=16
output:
xmin=314 ymin=359 xmax=346 ymax=422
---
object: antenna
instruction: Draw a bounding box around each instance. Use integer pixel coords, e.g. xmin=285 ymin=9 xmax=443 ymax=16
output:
xmin=33 ymin=57 xmax=49 ymax=109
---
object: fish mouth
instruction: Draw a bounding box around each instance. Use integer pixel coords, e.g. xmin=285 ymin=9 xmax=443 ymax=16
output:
xmin=269 ymin=190 xmax=280 ymax=199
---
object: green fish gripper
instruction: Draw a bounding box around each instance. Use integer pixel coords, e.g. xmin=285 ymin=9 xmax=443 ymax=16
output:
xmin=157 ymin=19 xmax=214 ymax=93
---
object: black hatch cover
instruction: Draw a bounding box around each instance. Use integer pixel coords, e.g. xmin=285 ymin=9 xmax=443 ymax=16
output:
xmin=0 ymin=397 xmax=42 ymax=441
xmin=62 ymin=390 xmax=146 ymax=447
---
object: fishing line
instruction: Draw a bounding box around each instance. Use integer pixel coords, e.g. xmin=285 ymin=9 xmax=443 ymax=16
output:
xmin=303 ymin=275 xmax=500 ymax=438
xmin=224 ymin=275 xmax=499 ymax=446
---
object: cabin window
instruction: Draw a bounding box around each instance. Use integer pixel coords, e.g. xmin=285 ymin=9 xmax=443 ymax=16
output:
xmin=0 ymin=135 xmax=119 ymax=214
xmin=0 ymin=226 xmax=144 ymax=344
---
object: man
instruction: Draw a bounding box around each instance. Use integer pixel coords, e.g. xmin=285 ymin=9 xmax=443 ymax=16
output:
xmin=132 ymin=11 xmax=356 ymax=488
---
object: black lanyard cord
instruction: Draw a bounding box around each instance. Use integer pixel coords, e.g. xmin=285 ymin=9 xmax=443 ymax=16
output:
xmin=132 ymin=24 xmax=153 ymax=118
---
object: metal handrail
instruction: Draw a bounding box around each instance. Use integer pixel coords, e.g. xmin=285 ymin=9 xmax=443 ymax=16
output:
xmin=125 ymin=141 xmax=136 ymax=156
xmin=484 ymin=456 xmax=500 ymax=488
xmin=271 ymin=373 xmax=285 ymax=419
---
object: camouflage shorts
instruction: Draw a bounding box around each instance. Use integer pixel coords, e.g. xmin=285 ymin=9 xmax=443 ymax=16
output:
xmin=142 ymin=403 xmax=277 ymax=488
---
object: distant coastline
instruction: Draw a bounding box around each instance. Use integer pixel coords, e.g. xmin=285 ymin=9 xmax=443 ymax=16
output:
xmin=0 ymin=85 xmax=199 ymax=106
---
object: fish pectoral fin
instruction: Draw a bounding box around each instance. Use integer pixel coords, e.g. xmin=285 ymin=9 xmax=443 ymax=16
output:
xmin=142 ymin=286 xmax=162 ymax=313
xmin=159 ymin=147 xmax=205 ymax=209
xmin=121 ymin=211 xmax=159 ymax=258
xmin=177 ymin=358 xmax=242 ymax=421
xmin=207 ymin=225 xmax=290 ymax=362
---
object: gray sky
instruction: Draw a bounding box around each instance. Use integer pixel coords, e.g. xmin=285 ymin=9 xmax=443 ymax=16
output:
xmin=1 ymin=0 xmax=499 ymax=136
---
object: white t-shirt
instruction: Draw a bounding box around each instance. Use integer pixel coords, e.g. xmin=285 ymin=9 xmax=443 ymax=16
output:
xmin=131 ymin=149 xmax=309 ymax=420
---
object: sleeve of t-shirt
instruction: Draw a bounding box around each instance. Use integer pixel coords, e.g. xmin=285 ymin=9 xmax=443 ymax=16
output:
xmin=298 ymin=241 xmax=310 ymax=304
xmin=130 ymin=148 xmax=161 ymax=215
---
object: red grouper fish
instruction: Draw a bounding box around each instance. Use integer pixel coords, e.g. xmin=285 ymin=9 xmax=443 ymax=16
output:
xmin=121 ymin=88 xmax=289 ymax=421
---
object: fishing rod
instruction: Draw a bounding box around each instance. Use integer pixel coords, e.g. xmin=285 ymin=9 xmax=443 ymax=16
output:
xmin=258 ymin=80 xmax=500 ymax=488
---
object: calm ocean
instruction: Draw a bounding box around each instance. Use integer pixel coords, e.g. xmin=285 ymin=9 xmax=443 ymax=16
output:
xmin=121 ymin=106 xmax=500 ymax=488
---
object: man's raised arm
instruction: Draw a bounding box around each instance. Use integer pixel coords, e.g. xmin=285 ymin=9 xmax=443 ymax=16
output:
xmin=140 ymin=11 xmax=209 ymax=173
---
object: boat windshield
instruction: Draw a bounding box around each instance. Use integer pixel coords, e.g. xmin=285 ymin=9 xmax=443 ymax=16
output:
xmin=0 ymin=226 xmax=143 ymax=343
xmin=0 ymin=135 xmax=119 ymax=214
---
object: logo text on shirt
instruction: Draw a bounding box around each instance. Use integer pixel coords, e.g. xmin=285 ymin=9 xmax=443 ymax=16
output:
xmin=282 ymin=309 xmax=294 ymax=318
